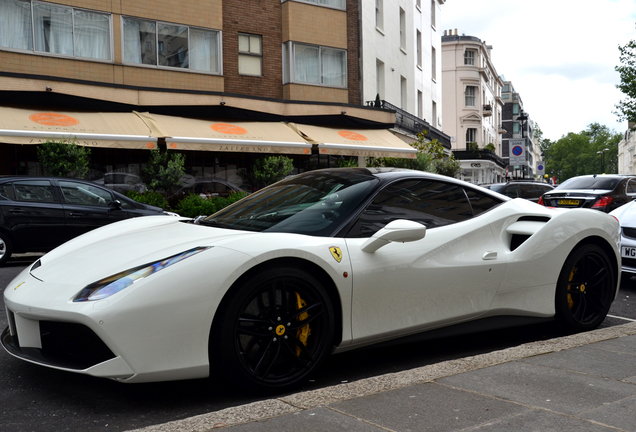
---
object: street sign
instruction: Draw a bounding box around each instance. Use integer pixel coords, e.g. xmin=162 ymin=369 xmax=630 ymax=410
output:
xmin=509 ymin=139 xmax=525 ymax=165
xmin=537 ymin=161 xmax=545 ymax=175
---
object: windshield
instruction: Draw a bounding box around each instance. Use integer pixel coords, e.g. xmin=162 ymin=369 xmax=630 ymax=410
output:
xmin=202 ymin=170 xmax=380 ymax=236
xmin=556 ymin=176 xmax=620 ymax=191
xmin=486 ymin=184 xmax=505 ymax=192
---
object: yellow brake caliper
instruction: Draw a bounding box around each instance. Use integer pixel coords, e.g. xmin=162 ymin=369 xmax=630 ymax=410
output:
xmin=295 ymin=292 xmax=310 ymax=356
xmin=567 ymin=267 xmax=576 ymax=309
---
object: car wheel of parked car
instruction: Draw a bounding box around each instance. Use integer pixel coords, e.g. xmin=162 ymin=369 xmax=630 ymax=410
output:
xmin=214 ymin=267 xmax=334 ymax=392
xmin=0 ymin=232 xmax=13 ymax=266
xmin=555 ymin=244 xmax=615 ymax=332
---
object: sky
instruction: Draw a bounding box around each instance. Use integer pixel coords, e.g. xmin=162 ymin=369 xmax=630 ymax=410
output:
xmin=441 ymin=0 xmax=636 ymax=141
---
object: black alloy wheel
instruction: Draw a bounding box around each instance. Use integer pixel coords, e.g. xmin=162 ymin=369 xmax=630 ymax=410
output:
xmin=215 ymin=267 xmax=334 ymax=392
xmin=555 ymin=244 xmax=615 ymax=332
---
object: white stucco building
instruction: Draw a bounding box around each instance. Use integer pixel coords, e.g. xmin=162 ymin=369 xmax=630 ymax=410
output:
xmin=440 ymin=31 xmax=506 ymax=184
xmin=360 ymin=0 xmax=444 ymax=132
xmin=618 ymin=125 xmax=636 ymax=175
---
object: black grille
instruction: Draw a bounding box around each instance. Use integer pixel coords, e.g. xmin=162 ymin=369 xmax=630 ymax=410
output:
xmin=510 ymin=234 xmax=530 ymax=251
xmin=623 ymin=257 xmax=636 ymax=268
xmin=38 ymin=321 xmax=115 ymax=369
xmin=623 ymin=227 xmax=636 ymax=239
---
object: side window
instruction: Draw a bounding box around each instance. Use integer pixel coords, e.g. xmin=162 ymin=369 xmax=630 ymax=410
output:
xmin=13 ymin=180 xmax=55 ymax=203
xmin=519 ymin=184 xmax=535 ymax=198
xmin=464 ymin=188 xmax=502 ymax=215
xmin=626 ymin=179 xmax=636 ymax=194
xmin=0 ymin=183 xmax=16 ymax=200
xmin=59 ymin=181 xmax=113 ymax=207
xmin=501 ymin=184 xmax=519 ymax=198
xmin=346 ymin=179 xmax=474 ymax=238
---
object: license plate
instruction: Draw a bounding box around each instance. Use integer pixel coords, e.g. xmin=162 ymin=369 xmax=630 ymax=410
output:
xmin=622 ymin=246 xmax=636 ymax=258
xmin=557 ymin=199 xmax=580 ymax=206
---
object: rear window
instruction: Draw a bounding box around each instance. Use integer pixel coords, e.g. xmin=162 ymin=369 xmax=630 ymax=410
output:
xmin=556 ymin=177 xmax=620 ymax=190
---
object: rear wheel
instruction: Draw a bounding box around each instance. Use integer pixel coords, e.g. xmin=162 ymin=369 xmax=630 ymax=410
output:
xmin=0 ymin=232 xmax=12 ymax=266
xmin=214 ymin=267 xmax=334 ymax=392
xmin=555 ymin=244 xmax=615 ymax=332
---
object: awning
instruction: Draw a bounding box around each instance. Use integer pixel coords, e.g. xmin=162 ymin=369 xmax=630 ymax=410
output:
xmin=152 ymin=114 xmax=312 ymax=155
xmin=289 ymin=123 xmax=417 ymax=159
xmin=0 ymin=107 xmax=157 ymax=149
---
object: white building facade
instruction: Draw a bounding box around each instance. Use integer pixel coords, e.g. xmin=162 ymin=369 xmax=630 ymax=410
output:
xmin=441 ymin=32 xmax=506 ymax=184
xmin=618 ymin=125 xmax=636 ymax=175
xmin=360 ymin=0 xmax=444 ymax=131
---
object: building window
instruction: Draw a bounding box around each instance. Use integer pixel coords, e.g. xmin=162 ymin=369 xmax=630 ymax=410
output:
xmin=123 ymin=17 xmax=220 ymax=73
xmin=502 ymin=84 xmax=509 ymax=92
xmin=465 ymin=86 xmax=476 ymax=107
xmin=432 ymin=100 xmax=437 ymax=127
xmin=399 ymin=8 xmax=406 ymax=50
xmin=431 ymin=0 xmax=436 ymax=28
xmin=238 ymin=33 xmax=262 ymax=76
xmin=464 ymin=49 xmax=475 ymax=66
xmin=376 ymin=59 xmax=385 ymax=99
xmin=0 ymin=0 xmax=112 ymax=61
xmin=400 ymin=76 xmax=407 ymax=110
xmin=375 ymin=0 xmax=383 ymax=30
xmin=282 ymin=0 xmax=345 ymax=10
xmin=513 ymin=122 xmax=519 ymax=134
xmin=512 ymin=103 xmax=520 ymax=115
xmin=416 ymin=30 xmax=422 ymax=67
xmin=466 ymin=128 xmax=477 ymax=144
xmin=418 ymin=90 xmax=423 ymax=118
xmin=502 ymin=94 xmax=510 ymax=99
xmin=283 ymin=41 xmax=347 ymax=87
xmin=431 ymin=46 xmax=436 ymax=80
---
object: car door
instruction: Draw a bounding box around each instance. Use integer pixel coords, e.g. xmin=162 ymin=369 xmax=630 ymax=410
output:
xmin=58 ymin=180 xmax=131 ymax=239
xmin=0 ymin=179 xmax=68 ymax=251
xmin=344 ymin=179 xmax=507 ymax=343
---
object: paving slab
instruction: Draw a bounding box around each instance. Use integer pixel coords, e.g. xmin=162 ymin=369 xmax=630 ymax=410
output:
xmin=579 ymin=395 xmax=636 ymax=432
xmin=462 ymin=409 xmax=621 ymax=432
xmin=437 ymin=361 xmax=636 ymax=415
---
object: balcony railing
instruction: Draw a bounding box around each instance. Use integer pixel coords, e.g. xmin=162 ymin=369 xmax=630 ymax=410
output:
xmin=452 ymin=150 xmax=507 ymax=168
xmin=365 ymin=99 xmax=451 ymax=149
xmin=482 ymin=105 xmax=492 ymax=117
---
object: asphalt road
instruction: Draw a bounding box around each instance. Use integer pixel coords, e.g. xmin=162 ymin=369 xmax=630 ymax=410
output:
xmin=1 ymin=256 xmax=634 ymax=432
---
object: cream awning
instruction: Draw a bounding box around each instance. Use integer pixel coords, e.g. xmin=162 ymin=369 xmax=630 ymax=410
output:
xmin=0 ymin=107 xmax=158 ymax=149
xmin=289 ymin=123 xmax=417 ymax=159
xmin=151 ymin=114 xmax=312 ymax=155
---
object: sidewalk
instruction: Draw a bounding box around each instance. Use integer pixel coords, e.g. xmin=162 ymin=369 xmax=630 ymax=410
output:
xmin=132 ymin=322 xmax=636 ymax=432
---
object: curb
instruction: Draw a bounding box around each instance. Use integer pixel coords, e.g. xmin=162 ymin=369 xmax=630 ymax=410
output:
xmin=129 ymin=322 xmax=636 ymax=431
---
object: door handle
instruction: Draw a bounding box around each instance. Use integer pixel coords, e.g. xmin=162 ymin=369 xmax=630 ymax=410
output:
xmin=69 ymin=212 xmax=84 ymax=217
xmin=482 ymin=251 xmax=497 ymax=260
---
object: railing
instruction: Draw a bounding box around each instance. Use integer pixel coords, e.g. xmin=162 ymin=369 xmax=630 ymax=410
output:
xmin=365 ymin=99 xmax=451 ymax=149
xmin=452 ymin=150 xmax=507 ymax=168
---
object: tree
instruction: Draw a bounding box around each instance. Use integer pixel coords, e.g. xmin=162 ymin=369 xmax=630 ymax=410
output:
xmin=37 ymin=138 xmax=91 ymax=178
xmin=141 ymin=147 xmax=186 ymax=192
xmin=614 ymin=39 xmax=636 ymax=125
xmin=248 ymin=155 xmax=295 ymax=188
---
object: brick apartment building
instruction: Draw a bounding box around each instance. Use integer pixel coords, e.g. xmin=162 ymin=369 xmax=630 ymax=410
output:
xmin=0 ymin=0 xmax=419 ymax=189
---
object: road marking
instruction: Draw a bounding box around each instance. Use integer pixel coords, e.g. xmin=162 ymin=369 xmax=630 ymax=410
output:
xmin=607 ymin=314 xmax=636 ymax=322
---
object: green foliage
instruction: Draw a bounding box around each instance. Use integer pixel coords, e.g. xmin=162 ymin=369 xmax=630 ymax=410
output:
xmin=125 ymin=190 xmax=170 ymax=210
xmin=367 ymin=131 xmax=460 ymax=178
xmin=614 ymin=40 xmax=636 ymax=124
xmin=484 ymin=143 xmax=496 ymax=152
xmin=542 ymin=123 xmax=621 ymax=182
xmin=175 ymin=191 xmax=248 ymax=218
xmin=37 ymin=139 xmax=91 ymax=178
xmin=467 ymin=142 xmax=479 ymax=152
xmin=141 ymin=147 xmax=186 ymax=192
xmin=248 ymin=155 xmax=294 ymax=188
xmin=335 ymin=157 xmax=359 ymax=168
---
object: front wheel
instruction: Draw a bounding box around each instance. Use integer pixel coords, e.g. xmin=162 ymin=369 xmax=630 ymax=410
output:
xmin=555 ymin=244 xmax=615 ymax=332
xmin=214 ymin=267 xmax=335 ymax=392
xmin=0 ymin=232 xmax=13 ymax=267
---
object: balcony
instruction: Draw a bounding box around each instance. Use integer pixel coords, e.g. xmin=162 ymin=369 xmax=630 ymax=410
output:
xmin=453 ymin=150 xmax=507 ymax=168
xmin=482 ymin=104 xmax=492 ymax=117
xmin=365 ymin=99 xmax=451 ymax=149
xmin=498 ymin=124 xmax=506 ymax=134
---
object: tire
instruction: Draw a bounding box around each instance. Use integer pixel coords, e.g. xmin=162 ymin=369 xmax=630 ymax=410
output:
xmin=555 ymin=244 xmax=615 ymax=332
xmin=214 ymin=267 xmax=335 ymax=393
xmin=0 ymin=232 xmax=12 ymax=267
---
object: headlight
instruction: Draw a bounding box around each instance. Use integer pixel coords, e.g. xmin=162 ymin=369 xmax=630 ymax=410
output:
xmin=73 ymin=247 xmax=211 ymax=302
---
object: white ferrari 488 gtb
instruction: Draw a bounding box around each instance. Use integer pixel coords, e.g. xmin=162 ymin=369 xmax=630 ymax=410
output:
xmin=2 ymin=168 xmax=621 ymax=392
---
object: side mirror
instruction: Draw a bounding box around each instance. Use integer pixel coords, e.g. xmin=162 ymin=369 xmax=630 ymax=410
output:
xmin=361 ymin=219 xmax=426 ymax=253
xmin=108 ymin=200 xmax=122 ymax=211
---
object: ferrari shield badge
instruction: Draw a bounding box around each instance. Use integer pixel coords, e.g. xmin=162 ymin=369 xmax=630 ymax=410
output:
xmin=330 ymin=246 xmax=343 ymax=263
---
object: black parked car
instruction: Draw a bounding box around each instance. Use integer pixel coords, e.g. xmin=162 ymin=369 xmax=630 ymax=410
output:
xmin=0 ymin=176 xmax=171 ymax=266
xmin=539 ymin=174 xmax=636 ymax=213
xmin=483 ymin=181 xmax=554 ymax=203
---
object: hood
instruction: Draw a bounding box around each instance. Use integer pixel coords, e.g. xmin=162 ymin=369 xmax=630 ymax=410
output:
xmin=610 ymin=201 xmax=636 ymax=225
xmin=30 ymin=216 xmax=254 ymax=285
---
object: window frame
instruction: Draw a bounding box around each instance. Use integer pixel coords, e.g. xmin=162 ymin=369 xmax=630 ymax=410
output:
xmin=281 ymin=0 xmax=346 ymax=11
xmin=464 ymin=49 xmax=475 ymax=66
xmin=375 ymin=0 xmax=384 ymax=31
xmin=121 ymin=16 xmax=222 ymax=75
xmin=282 ymin=41 xmax=347 ymax=88
xmin=465 ymin=85 xmax=476 ymax=107
xmin=0 ymin=0 xmax=114 ymax=62
xmin=238 ymin=33 xmax=262 ymax=76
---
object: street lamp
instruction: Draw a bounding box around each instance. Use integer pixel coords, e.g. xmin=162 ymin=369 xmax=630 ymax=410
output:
xmin=597 ymin=148 xmax=609 ymax=173
xmin=516 ymin=110 xmax=529 ymax=178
